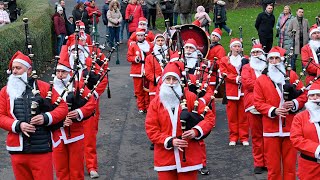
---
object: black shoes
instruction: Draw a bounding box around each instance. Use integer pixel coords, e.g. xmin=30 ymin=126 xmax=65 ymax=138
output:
xmin=254 ymin=166 xmax=267 ymax=174
xmin=150 ymin=143 xmax=154 ymax=150
xmin=199 ymin=166 xmax=210 ymax=175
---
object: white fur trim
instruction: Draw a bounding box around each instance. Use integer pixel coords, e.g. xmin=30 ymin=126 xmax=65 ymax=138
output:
xmin=162 ymin=72 xmax=180 ymax=82
xmin=60 ymin=128 xmax=84 ymax=144
xmin=68 ymin=44 xmax=85 ymax=52
xmin=199 ymin=98 xmax=206 ymax=105
xmin=13 ymin=59 xmax=31 ymax=69
xmin=75 ymin=109 xmax=84 ymax=121
xmin=136 ymin=32 xmax=145 ymax=35
xmin=164 ymin=137 xmax=173 ymax=150
xmin=245 ymin=105 xmax=255 ymax=112
xmin=51 ymin=131 xmax=62 ymax=148
xmin=308 ymin=90 xmax=320 ymax=96
xmin=263 ymin=132 xmax=290 ymax=137
xmin=211 ymin=32 xmax=221 ymax=39
xmin=56 ymin=65 xmax=71 ymax=72
xmin=170 ymin=57 xmax=179 ymax=62
xmin=226 ymin=96 xmax=240 ymax=100
xmin=6 ymin=134 xmax=23 ymax=151
xmin=149 ymin=92 xmax=156 ymax=95
xmin=11 ymin=120 xmax=19 ymax=133
xmin=310 ymin=28 xmax=320 ymax=38
xmin=93 ymin=90 xmax=99 ymax=99
xmin=250 ymin=48 xmax=264 ymax=54
xmin=193 ymin=125 xmax=204 ymax=140
xmin=236 ymin=76 xmax=240 ymax=84
xmin=45 ymin=112 xmax=53 ymax=125
xmin=314 ymin=123 xmax=320 ymax=158
xmin=154 ymin=165 xmax=177 ymax=171
xmin=267 ymin=52 xmax=281 ymax=59
xmin=268 ymin=107 xmax=276 ymax=118
xmin=156 ymin=76 xmax=161 ymax=83
xmin=291 ymin=99 xmax=299 ymax=112
xmin=229 ymin=41 xmax=242 ymax=48
xmin=315 ymin=145 xmax=320 ymax=159
xmin=184 ymin=43 xmax=196 ymax=50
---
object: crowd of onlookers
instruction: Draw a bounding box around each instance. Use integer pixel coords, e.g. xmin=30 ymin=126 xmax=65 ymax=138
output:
xmin=0 ymin=0 xmax=19 ymax=27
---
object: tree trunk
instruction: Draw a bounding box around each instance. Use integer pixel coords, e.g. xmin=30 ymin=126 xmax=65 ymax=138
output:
xmin=232 ymin=0 xmax=240 ymax=9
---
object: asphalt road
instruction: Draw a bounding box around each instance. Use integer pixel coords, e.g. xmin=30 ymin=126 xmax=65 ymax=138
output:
xmin=0 ymin=0 xmax=268 ymax=179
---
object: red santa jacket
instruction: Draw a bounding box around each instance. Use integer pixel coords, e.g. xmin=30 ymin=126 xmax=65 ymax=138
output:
xmin=128 ymin=31 xmax=155 ymax=46
xmin=145 ymin=90 xmax=214 ymax=172
xmin=219 ymin=56 xmax=244 ymax=100
xmin=144 ymin=54 xmax=163 ymax=96
xmin=0 ymin=80 xmax=68 ymax=152
xmin=127 ymin=41 xmax=153 ymax=77
xmin=301 ymin=44 xmax=319 ymax=84
xmin=291 ymin=110 xmax=320 ymax=159
xmin=52 ymin=81 xmax=96 ymax=147
xmin=241 ymin=64 xmax=260 ymax=113
xmin=254 ymin=71 xmax=307 ymax=137
xmin=206 ymin=43 xmax=226 ymax=86
xmin=86 ymin=5 xmax=102 ymax=24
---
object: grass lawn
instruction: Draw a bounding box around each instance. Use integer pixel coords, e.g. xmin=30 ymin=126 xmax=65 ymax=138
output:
xmin=155 ymin=1 xmax=320 ymax=74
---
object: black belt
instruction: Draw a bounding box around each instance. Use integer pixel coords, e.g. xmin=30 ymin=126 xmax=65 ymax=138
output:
xmin=308 ymin=73 xmax=317 ymax=77
xmin=300 ymin=153 xmax=320 ymax=163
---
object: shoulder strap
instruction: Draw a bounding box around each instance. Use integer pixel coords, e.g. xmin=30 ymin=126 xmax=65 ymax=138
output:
xmin=280 ymin=16 xmax=290 ymax=29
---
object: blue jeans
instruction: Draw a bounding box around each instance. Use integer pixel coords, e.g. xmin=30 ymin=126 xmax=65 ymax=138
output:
xmin=109 ymin=26 xmax=120 ymax=47
xmin=290 ymin=54 xmax=298 ymax=72
xmin=215 ymin=23 xmax=231 ymax=34
xmin=120 ymin=20 xmax=129 ymax=41
xmin=56 ymin=34 xmax=65 ymax=55
xmin=173 ymin=12 xmax=178 ymax=26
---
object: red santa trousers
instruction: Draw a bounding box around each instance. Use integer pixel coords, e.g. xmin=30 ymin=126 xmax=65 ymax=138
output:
xmin=11 ymin=153 xmax=53 ymax=180
xmin=226 ymin=98 xmax=248 ymax=142
xmin=199 ymin=140 xmax=207 ymax=166
xmin=83 ymin=101 xmax=100 ymax=173
xmin=158 ymin=170 xmax=198 ymax=180
xmin=247 ymin=112 xmax=265 ymax=167
xmin=133 ymin=77 xmax=149 ymax=111
xmin=53 ymin=140 xmax=84 ymax=180
xmin=297 ymin=157 xmax=320 ymax=180
xmin=264 ymin=137 xmax=296 ymax=180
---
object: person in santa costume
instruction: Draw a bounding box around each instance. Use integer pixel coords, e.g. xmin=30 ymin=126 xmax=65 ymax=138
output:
xmin=241 ymin=42 xmax=267 ymax=174
xmin=145 ymin=61 xmax=214 ymax=180
xmin=254 ymin=46 xmax=307 ymax=180
xmin=127 ymin=28 xmax=153 ymax=113
xmin=0 ymin=51 xmax=68 ymax=180
xmin=183 ymin=38 xmax=202 ymax=74
xmin=66 ymin=20 xmax=93 ymax=46
xmin=219 ymin=38 xmax=249 ymax=146
xmin=301 ymin=24 xmax=320 ymax=84
xmin=128 ymin=17 xmax=155 ymax=45
xmin=290 ymin=82 xmax=320 ymax=180
xmin=51 ymin=47 xmax=96 ymax=180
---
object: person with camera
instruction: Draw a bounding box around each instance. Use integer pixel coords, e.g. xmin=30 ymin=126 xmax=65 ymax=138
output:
xmin=0 ymin=1 xmax=10 ymax=27
xmin=107 ymin=0 xmax=122 ymax=47
xmin=0 ymin=51 xmax=68 ymax=180
xmin=125 ymin=0 xmax=144 ymax=37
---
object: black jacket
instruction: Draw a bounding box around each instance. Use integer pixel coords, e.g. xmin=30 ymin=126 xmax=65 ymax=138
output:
xmin=213 ymin=1 xmax=227 ymax=24
xmin=72 ymin=8 xmax=91 ymax=34
xmin=160 ymin=0 xmax=174 ymax=14
xmin=255 ymin=11 xmax=275 ymax=38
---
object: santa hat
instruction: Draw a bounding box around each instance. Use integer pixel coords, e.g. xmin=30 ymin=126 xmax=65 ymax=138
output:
xmin=136 ymin=28 xmax=145 ymax=36
xmin=192 ymin=20 xmax=201 ymax=27
xmin=184 ymin=38 xmax=197 ymax=50
xmin=308 ymin=82 xmax=320 ymax=96
xmin=267 ymin=46 xmax=286 ymax=60
xmin=229 ymin=38 xmax=242 ymax=48
xmin=77 ymin=20 xmax=85 ymax=29
xmin=170 ymin=52 xmax=180 ymax=62
xmin=251 ymin=43 xmax=265 ymax=54
xmin=57 ymin=5 xmax=63 ymax=12
xmin=57 ymin=46 xmax=72 ymax=72
xmin=161 ymin=61 xmax=184 ymax=82
xmin=154 ymin=34 xmax=166 ymax=44
xmin=139 ymin=17 xmax=148 ymax=24
xmin=211 ymin=28 xmax=222 ymax=40
xmin=309 ymin=24 xmax=320 ymax=38
xmin=7 ymin=51 xmax=32 ymax=74
xmin=66 ymin=35 xmax=85 ymax=53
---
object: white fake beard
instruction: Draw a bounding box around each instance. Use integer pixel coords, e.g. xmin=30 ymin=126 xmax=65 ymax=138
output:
xmin=159 ymin=83 xmax=182 ymax=110
xmin=250 ymin=55 xmax=267 ymax=71
xmin=7 ymin=72 xmax=27 ymax=99
xmin=268 ymin=63 xmax=285 ymax=84
xmin=185 ymin=51 xmax=198 ymax=68
xmin=229 ymin=54 xmax=242 ymax=71
xmin=53 ymin=74 xmax=71 ymax=100
xmin=69 ymin=52 xmax=86 ymax=69
xmin=153 ymin=44 xmax=168 ymax=62
xmin=137 ymin=41 xmax=150 ymax=53
xmin=309 ymin=40 xmax=320 ymax=51
xmin=305 ymin=100 xmax=320 ymax=123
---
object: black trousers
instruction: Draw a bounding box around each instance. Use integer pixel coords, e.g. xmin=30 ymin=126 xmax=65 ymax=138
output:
xmin=163 ymin=13 xmax=173 ymax=27
xmin=148 ymin=9 xmax=157 ymax=28
xmin=259 ymin=36 xmax=273 ymax=53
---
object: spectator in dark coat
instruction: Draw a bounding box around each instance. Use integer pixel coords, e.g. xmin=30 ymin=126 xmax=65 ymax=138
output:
xmin=120 ymin=0 xmax=129 ymax=43
xmin=140 ymin=0 xmax=149 ymax=21
xmin=255 ymin=4 xmax=275 ymax=53
xmin=102 ymin=0 xmax=110 ymax=36
xmin=53 ymin=6 xmax=67 ymax=55
xmin=72 ymin=2 xmax=91 ymax=34
xmin=261 ymin=0 xmax=275 ymax=11
xmin=66 ymin=15 xmax=76 ymax=36
xmin=175 ymin=0 xmax=194 ymax=24
xmin=160 ymin=0 xmax=174 ymax=26
xmin=4 ymin=0 xmax=19 ymax=22
xmin=146 ymin=0 xmax=157 ymax=29
xmin=213 ymin=0 xmax=232 ymax=36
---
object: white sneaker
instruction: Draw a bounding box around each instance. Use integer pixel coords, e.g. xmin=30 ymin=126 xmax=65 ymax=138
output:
xmin=229 ymin=29 xmax=232 ymax=36
xmin=229 ymin=141 xmax=236 ymax=146
xmin=242 ymin=141 xmax=249 ymax=146
xmin=138 ymin=110 xmax=144 ymax=114
xmin=90 ymin=170 xmax=99 ymax=179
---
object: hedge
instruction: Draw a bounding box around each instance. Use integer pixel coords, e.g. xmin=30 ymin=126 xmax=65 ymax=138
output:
xmin=0 ymin=0 xmax=54 ymax=88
